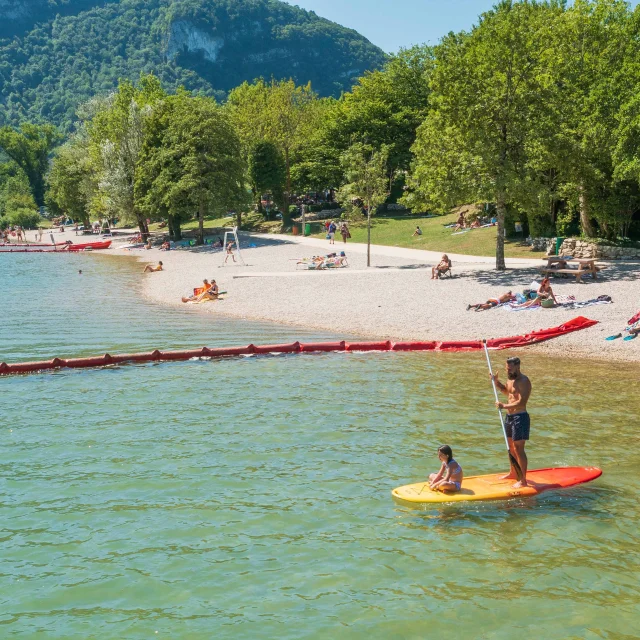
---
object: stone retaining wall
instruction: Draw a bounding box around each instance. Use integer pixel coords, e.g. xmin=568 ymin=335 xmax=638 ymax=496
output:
xmin=529 ymin=236 xmax=640 ymax=259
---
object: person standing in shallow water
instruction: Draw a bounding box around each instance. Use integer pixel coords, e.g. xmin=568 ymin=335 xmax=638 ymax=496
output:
xmin=490 ymin=356 xmax=532 ymax=488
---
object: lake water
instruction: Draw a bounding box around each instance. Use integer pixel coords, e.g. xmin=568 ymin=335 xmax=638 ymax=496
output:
xmin=1 ymin=253 xmax=639 ymax=638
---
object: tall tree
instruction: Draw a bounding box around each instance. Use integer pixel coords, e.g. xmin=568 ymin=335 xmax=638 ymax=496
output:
xmin=46 ymin=134 xmax=97 ymax=227
xmin=136 ymin=94 xmax=247 ymax=245
xmin=405 ymin=1 xmax=561 ymax=269
xmin=248 ymin=141 xmax=286 ymax=218
xmin=549 ymin=0 xmax=635 ymax=237
xmin=227 ymin=79 xmax=319 ymax=225
xmin=0 ymin=123 xmax=61 ymax=207
xmin=88 ymin=74 xmax=165 ymax=236
xmin=337 ymin=143 xmax=389 ymax=267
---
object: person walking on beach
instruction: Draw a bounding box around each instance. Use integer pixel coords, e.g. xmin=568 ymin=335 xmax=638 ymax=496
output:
xmin=340 ymin=221 xmax=350 ymax=243
xmin=327 ymin=220 xmax=337 ymax=245
xmin=490 ymin=356 xmax=532 ymax=488
xmin=225 ymin=242 xmax=237 ymax=264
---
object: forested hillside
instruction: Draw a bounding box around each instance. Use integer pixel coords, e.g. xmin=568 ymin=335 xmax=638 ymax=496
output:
xmin=0 ymin=0 xmax=387 ymax=130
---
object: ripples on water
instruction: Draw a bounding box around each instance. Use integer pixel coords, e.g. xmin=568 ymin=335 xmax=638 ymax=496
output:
xmin=1 ymin=254 xmax=639 ymax=638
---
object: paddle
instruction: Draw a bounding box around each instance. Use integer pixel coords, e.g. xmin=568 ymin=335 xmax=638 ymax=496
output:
xmin=482 ymin=340 xmax=523 ymax=482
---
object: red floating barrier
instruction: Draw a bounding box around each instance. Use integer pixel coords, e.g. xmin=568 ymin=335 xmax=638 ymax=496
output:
xmin=300 ymin=341 xmax=346 ymax=352
xmin=392 ymin=341 xmax=438 ymax=351
xmin=345 ymin=341 xmax=392 ymax=352
xmin=0 ymin=317 xmax=598 ymax=376
xmin=252 ymin=342 xmax=302 ymax=354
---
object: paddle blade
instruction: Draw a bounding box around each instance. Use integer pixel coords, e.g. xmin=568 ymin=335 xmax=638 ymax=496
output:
xmin=509 ymin=451 xmax=524 ymax=482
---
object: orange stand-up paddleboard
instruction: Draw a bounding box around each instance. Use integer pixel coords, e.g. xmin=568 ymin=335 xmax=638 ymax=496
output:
xmin=392 ymin=467 xmax=602 ymax=505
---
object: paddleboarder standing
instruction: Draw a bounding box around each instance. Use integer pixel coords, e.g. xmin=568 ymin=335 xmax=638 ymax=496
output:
xmin=490 ymin=356 xmax=532 ymax=488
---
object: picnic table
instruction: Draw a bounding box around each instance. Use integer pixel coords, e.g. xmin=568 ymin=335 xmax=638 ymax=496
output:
xmin=539 ymin=255 xmax=601 ymax=283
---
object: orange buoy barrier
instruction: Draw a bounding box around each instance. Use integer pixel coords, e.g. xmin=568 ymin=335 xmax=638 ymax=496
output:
xmin=0 ymin=317 xmax=598 ymax=376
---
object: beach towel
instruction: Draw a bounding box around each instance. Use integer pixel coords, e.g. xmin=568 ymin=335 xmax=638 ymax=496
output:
xmin=628 ymin=310 xmax=640 ymax=326
xmin=559 ymin=295 xmax=612 ymax=310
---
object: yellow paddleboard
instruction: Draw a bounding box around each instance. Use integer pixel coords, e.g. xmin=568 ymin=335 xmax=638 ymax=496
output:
xmin=392 ymin=467 xmax=602 ymax=505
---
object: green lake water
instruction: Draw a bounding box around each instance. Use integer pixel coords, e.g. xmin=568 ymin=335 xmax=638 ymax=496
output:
xmin=1 ymin=253 xmax=639 ymax=638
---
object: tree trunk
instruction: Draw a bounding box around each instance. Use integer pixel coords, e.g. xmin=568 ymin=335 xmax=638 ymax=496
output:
xmin=197 ymin=197 xmax=205 ymax=245
xmin=137 ymin=214 xmax=148 ymax=240
xmin=168 ymin=215 xmax=182 ymax=241
xmin=282 ymin=148 xmax=291 ymax=228
xmin=236 ymin=210 xmax=242 ymax=229
xmin=366 ymin=200 xmax=371 ymax=268
xmin=578 ymin=183 xmax=596 ymax=238
xmin=495 ymin=194 xmax=507 ymax=271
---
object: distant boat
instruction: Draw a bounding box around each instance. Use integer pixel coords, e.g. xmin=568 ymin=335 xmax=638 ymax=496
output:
xmin=0 ymin=240 xmax=112 ymax=253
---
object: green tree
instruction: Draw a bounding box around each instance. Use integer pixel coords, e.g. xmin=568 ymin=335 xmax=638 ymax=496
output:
xmin=405 ymin=1 xmax=561 ymax=269
xmin=227 ymin=78 xmax=319 ymax=225
xmin=337 ymin=143 xmax=389 ymax=267
xmin=317 ymin=45 xmax=433 ymax=189
xmin=248 ymin=141 xmax=286 ymax=218
xmin=0 ymin=123 xmax=61 ymax=207
xmin=548 ymin=0 xmax=636 ymax=238
xmin=46 ymin=135 xmax=97 ymax=226
xmin=88 ymin=74 xmax=166 ymax=236
xmin=136 ymin=94 xmax=247 ymax=245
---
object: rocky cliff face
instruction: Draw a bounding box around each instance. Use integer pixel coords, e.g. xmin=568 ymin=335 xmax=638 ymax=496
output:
xmin=166 ymin=21 xmax=224 ymax=62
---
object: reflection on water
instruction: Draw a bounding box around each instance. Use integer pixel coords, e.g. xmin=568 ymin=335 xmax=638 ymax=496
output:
xmin=1 ymin=254 xmax=640 ymax=638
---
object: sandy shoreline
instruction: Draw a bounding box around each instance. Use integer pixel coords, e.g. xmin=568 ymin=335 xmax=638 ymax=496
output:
xmin=48 ymin=227 xmax=640 ymax=362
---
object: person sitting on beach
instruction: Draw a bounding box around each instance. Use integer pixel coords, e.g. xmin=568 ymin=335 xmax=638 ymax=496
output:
xmin=429 ymin=445 xmax=463 ymax=492
xmin=518 ymin=277 xmax=557 ymax=308
xmin=201 ymin=279 xmax=219 ymax=300
xmin=412 ymin=226 xmax=423 ymax=237
xmin=182 ymin=279 xmax=211 ymax=303
xmin=160 ymin=241 xmax=171 ymax=251
xmin=144 ymin=239 xmax=153 ymax=250
xmin=143 ymin=261 xmax=163 ymax=273
xmin=467 ymin=291 xmax=515 ymax=311
xmin=431 ymin=254 xmax=451 ymax=279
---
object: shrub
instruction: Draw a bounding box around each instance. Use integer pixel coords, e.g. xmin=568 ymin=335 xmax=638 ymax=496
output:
xmin=7 ymin=209 xmax=43 ymax=229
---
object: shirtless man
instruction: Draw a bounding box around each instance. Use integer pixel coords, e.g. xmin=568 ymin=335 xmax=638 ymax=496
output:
xmin=467 ymin=291 xmax=515 ymax=311
xmin=491 ymin=356 xmax=532 ymax=488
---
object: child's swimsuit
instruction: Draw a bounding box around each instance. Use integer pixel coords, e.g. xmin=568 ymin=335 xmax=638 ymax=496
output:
xmin=448 ymin=459 xmax=463 ymax=490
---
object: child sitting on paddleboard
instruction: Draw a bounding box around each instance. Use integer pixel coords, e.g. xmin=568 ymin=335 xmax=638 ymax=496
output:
xmin=429 ymin=445 xmax=463 ymax=492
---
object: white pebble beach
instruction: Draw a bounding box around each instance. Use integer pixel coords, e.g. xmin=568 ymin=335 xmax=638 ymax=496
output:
xmin=110 ymin=231 xmax=640 ymax=363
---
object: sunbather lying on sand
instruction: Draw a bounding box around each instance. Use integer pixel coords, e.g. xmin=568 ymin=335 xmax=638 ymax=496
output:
xmin=182 ymin=279 xmax=210 ymax=303
xmin=143 ymin=261 xmax=163 ymax=273
xmin=467 ymin=291 xmax=514 ymax=311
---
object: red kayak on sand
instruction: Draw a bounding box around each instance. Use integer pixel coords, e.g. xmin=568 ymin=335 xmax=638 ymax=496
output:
xmin=66 ymin=240 xmax=112 ymax=251
xmin=0 ymin=240 xmax=112 ymax=252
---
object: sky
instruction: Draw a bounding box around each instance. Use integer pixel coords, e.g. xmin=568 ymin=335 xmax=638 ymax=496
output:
xmin=290 ymin=0 xmax=640 ymax=53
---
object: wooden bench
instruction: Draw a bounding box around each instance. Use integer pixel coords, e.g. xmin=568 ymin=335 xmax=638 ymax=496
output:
xmin=539 ymin=267 xmax=590 ymax=283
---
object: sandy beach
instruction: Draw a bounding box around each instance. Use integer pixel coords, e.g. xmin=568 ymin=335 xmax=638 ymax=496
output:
xmin=111 ymin=229 xmax=640 ymax=363
xmin=41 ymin=226 xmax=640 ymax=362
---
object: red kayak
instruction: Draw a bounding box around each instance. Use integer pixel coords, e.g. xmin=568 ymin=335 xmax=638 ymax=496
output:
xmin=0 ymin=240 xmax=111 ymax=253
xmin=66 ymin=240 xmax=112 ymax=251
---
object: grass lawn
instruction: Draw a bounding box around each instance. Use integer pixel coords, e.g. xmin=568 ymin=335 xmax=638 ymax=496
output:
xmin=312 ymin=212 xmax=546 ymax=259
